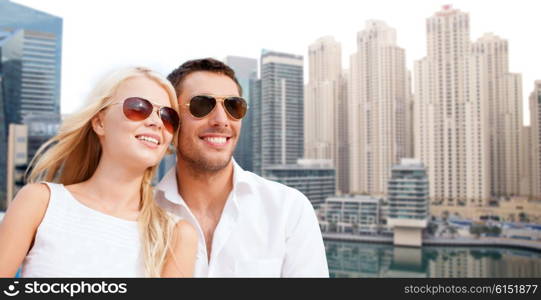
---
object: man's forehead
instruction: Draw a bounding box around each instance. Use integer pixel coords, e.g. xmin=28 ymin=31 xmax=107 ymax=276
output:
xmin=182 ymin=71 xmax=238 ymax=95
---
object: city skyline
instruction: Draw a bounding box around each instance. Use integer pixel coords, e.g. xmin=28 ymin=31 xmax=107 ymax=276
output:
xmin=3 ymin=1 xmax=539 ymax=203
xmin=11 ymin=0 xmax=541 ymax=126
xmin=2 ymin=1 xmax=541 ymax=278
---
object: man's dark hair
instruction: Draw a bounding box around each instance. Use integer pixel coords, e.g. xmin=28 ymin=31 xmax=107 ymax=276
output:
xmin=167 ymin=58 xmax=242 ymax=98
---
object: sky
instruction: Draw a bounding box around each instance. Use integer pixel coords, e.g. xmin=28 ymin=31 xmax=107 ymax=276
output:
xmin=13 ymin=0 xmax=541 ymax=125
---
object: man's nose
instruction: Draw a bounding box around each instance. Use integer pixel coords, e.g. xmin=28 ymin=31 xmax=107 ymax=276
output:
xmin=208 ymin=102 xmax=229 ymax=127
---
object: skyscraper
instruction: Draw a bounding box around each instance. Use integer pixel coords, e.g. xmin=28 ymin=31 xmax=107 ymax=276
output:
xmin=336 ymin=71 xmax=350 ymax=194
xmin=251 ymin=79 xmax=262 ymax=175
xmin=471 ymin=33 xmax=523 ymax=198
xmin=415 ymin=5 xmax=490 ymax=206
xmin=0 ymin=0 xmax=63 ymax=124
xmin=529 ymin=81 xmax=541 ymax=199
xmin=305 ymin=36 xmax=350 ymax=193
xmin=0 ymin=0 xmax=62 ymax=205
xmin=305 ymin=36 xmax=341 ymax=160
xmin=349 ymin=20 xmax=409 ymax=196
xmin=224 ymin=56 xmax=258 ymax=172
xmin=519 ymin=126 xmax=532 ymax=198
xmin=258 ymin=50 xmax=304 ymax=170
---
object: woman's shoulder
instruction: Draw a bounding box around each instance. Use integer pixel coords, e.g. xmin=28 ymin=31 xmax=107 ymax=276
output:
xmin=173 ymin=220 xmax=198 ymax=244
xmin=4 ymin=183 xmax=51 ymax=229
xmin=15 ymin=183 xmax=51 ymax=205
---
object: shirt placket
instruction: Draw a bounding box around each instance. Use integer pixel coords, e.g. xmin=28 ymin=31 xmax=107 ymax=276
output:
xmin=207 ymin=192 xmax=238 ymax=276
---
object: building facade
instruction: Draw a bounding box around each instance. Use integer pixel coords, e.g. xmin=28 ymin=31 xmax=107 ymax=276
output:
xmin=520 ymin=126 xmax=532 ymax=198
xmin=318 ymin=194 xmax=384 ymax=235
xmin=5 ymin=123 xmax=27 ymax=210
xmin=529 ymin=81 xmax=541 ymax=199
xmin=335 ymin=71 xmax=350 ymax=194
xmin=257 ymin=50 xmax=304 ymax=170
xmin=305 ymin=36 xmax=350 ymax=194
xmin=23 ymin=113 xmax=60 ymax=164
xmin=263 ymin=159 xmax=335 ymax=208
xmin=225 ymin=56 xmax=258 ymax=172
xmin=251 ymin=79 xmax=263 ymax=175
xmin=304 ymin=36 xmax=341 ymax=160
xmin=470 ymin=33 xmax=523 ymax=198
xmin=0 ymin=0 xmax=62 ymax=206
xmin=349 ymin=20 xmax=409 ymax=196
xmin=414 ymin=5 xmax=491 ymax=206
xmin=387 ymin=158 xmax=429 ymax=246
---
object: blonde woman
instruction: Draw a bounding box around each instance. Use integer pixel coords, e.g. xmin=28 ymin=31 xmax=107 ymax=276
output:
xmin=0 ymin=67 xmax=197 ymax=277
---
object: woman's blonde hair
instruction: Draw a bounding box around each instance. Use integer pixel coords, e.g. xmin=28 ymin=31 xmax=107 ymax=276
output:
xmin=27 ymin=66 xmax=179 ymax=277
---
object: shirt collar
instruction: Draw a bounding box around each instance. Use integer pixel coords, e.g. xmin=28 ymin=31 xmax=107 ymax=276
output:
xmin=155 ymin=157 xmax=252 ymax=208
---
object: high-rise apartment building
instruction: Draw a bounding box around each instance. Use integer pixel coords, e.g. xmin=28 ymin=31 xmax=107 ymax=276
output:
xmin=305 ymin=36 xmax=349 ymax=193
xmin=336 ymin=71 xmax=350 ymax=194
xmin=471 ymin=33 xmax=523 ymax=198
xmin=305 ymin=36 xmax=341 ymax=160
xmin=349 ymin=20 xmax=409 ymax=196
xmin=415 ymin=5 xmax=491 ymax=206
xmin=529 ymin=81 xmax=541 ymax=199
xmin=257 ymin=50 xmax=304 ymax=169
xmin=519 ymin=126 xmax=532 ymax=198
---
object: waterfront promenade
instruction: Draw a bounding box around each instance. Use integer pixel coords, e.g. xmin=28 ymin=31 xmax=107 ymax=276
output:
xmin=322 ymin=232 xmax=541 ymax=251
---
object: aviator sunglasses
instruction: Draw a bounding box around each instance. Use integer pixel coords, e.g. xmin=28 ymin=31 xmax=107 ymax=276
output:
xmin=185 ymin=95 xmax=248 ymax=120
xmin=109 ymin=97 xmax=180 ymax=134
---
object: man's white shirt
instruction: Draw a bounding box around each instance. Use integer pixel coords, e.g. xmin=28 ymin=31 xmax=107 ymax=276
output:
xmin=154 ymin=160 xmax=329 ymax=277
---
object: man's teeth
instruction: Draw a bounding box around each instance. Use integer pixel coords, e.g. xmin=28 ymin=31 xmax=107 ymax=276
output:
xmin=137 ymin=136 xmax=159 ymax=145
xmin=205 ymin=137 xmax=227 ymax=144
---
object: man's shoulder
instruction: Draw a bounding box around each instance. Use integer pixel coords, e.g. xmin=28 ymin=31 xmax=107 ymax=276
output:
xmin=240 ymin=170 xmax=312 ymax=208
xmin=242 ymin=170 xmax=300 ymax=194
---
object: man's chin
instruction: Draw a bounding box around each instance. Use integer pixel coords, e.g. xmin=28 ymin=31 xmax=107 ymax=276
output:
xmin=202 ymin=157 xmax=231 ymax=172
xmin=180 ymin=152 xmax=232 ymax=172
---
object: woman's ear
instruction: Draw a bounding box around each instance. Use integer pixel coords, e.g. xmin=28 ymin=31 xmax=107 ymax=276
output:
xmin=91 ymin=111 xmax=106 ymax=136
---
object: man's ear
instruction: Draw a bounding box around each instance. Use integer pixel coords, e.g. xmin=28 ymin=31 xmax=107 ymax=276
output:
xmin=91 ymin=112 xmax=106 ymax=136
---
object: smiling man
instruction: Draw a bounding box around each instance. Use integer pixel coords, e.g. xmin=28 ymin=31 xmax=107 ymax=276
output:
xmin=155 ymin=58 xmax=328 ymax=277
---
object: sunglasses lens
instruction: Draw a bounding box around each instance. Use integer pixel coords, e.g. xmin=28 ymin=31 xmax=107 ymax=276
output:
xmin=159 ymin=107 xmax=180 ymax=134
xmin=189 ymin=95 xmax=216 ymax=118
xmin=224 ymin=97 xmax=248 ymax=119
xmin=123 ymin=97 xmax=152 ymax=121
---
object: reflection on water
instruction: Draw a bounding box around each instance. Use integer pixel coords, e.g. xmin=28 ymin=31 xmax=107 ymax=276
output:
xmin=325 ymin=240 xmax=541 ymax=278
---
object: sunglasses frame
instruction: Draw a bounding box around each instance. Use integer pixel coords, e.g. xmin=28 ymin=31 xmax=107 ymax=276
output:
xmin=106 ymin=97 xmax=180 ymax=134
xmin=184 ymin=94 xmax=249 ymax=120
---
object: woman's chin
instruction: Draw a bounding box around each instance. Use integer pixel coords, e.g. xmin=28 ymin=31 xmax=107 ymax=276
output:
xmin=126 ymin=155 xmax=162 ymax=171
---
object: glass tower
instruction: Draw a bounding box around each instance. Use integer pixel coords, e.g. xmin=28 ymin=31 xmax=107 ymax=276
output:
xmin=224 ymin=56 xmax=257 ymax=172
xmin=0 ymin=0 xmax=62 ymax=207
xmin=258 ymin=49 xmax=304 ymax=171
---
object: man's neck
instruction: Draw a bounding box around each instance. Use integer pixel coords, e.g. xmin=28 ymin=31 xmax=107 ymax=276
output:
xmin=176 ymin=159 xmax=234 ymax=261
xmin=176 ymin=159 xmax=234 ymax=213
